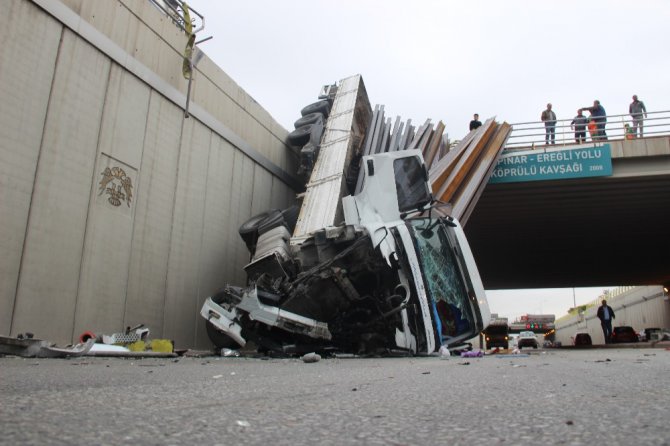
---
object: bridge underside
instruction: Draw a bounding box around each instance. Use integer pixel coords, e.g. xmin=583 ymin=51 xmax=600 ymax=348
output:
xmin=466 ymin=156 xmax=670 ymax=289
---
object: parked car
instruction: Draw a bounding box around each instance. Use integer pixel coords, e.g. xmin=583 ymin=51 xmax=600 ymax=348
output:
xmin=517 ymin=331 xmax=538 ymax=349
xmin=573 ymin=332 xmax=592 ymax=347
xmin=611 ymin=326 xmax=639 ymax=343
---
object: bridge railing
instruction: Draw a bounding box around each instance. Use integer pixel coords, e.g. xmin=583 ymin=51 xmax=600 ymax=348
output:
xmin=148 ymin=0 xmax=205 ymax=34
xmin=505 ymin=109 xmax=670 ymax=150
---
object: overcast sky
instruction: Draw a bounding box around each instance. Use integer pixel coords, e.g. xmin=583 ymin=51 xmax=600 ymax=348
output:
xmin=185 ymin=0 xmax=668 ymax=320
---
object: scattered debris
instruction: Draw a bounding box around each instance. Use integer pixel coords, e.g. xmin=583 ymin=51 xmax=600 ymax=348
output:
xmin=458 ymin=362 xmax=470 ymax=366
xmin=421 ymin=371 xmax=431 ymax=375
xmin=212 ymin=375 xmax=223 ymax=379
xmin=0 ymin=335 xmax=94 ymax=358
xmin=438 ymin=345 xmax=451 ymax=360
xmin=236 ymin=420 xmax=251 ymax=428
xmin=460 ymin=350 xmax=484 ymax=358
xmin=566 ymin=420 xmax=574 ymax=425
xmin=301 ymin=352 xmax=321 ymax=363
xmin=220 ymin=348 xmax=240 ymax=357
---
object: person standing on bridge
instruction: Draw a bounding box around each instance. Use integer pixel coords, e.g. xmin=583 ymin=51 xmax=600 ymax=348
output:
xmin=596 ymin=299 xmax=616 ymax=344
xmin=469 ymin=114 xmax=482 ymax=131
xmin=629 ymin=95 xmax=647 ymax=138
xmin=570 ymin=109 xmax=588 ymax=144
xmin=541 ymin=103 xmax=557 ymax=145
xmin=580 ymin=100 xmax=607 ymax=141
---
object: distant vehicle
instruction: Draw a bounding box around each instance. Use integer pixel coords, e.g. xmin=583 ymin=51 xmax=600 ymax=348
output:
xmin=517 ymin=331 xmax=538 ymax=349
xmin=641 ymin=327 xmax=661 ymax=342
xmin=572 ymin=332 xmax=592 ymax=347
xmin=484 ymin=322 xmax=509 ymax=349
xmin=611 ymin=326 xmax=639 ymax=343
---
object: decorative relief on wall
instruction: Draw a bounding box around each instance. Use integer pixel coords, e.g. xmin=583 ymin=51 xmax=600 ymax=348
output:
xmin=99 ymin=166 xmax=133 ymax=207
xmin=95 ymin=154 xmax=137 ymax=216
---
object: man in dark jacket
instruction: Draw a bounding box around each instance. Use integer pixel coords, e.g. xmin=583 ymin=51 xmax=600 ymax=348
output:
xmin=629 ymin=95 xmax=647 ymax=138
xmin=541 ymin=103 xmax=557 ymax=145
xmin=580 ymin=100 xmax=607 ymax=141
xmin=596 ymin=299 xmax=616 ymax=343
xmin=469 ymin=114 xmax=482 ymax=131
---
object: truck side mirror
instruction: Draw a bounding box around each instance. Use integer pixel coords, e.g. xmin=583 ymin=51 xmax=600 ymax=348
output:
xmin=367 ymin=159 xmax=375 ymax=176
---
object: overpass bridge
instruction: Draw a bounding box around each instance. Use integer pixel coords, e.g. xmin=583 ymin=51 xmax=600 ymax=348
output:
xmin=465 ymin=114 xmax=670 ymax=290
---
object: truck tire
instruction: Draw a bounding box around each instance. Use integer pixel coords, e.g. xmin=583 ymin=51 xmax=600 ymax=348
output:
xmin=281 ymin=205 xmax=300 ymax=233
xmin=257 ymin=209 xmax=286 ymax=235
xmin=239 ymin=210 xmax=272 ymax=251
xmin=300 ymin=100 xmax=331 ymax=118
xmin=287 ymin=125 xmax=314 ymax=146
xmin=206 ymin=321 xmax=240 ymax=349
xmin=294 ymin=112 xmax=324 ymax=129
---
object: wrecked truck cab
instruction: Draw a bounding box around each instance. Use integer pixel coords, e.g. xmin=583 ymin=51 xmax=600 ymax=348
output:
xmin=201 ymin=149 xmax=490 ymax=355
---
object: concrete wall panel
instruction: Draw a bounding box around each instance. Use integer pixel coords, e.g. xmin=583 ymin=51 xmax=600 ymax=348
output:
xmin=98 ymin=65 xmax=151 ymax=169
xmin=193 ymin=136 xmax=237 ymax=347
xmin=71 ymin=66 xmax=151 ymax=339
xmin=163 ymin=119 xmax=211 ymax=348
xmin=123 ymin=92 xmax=182 ymax=336
xmin=0 ymin=1 xmax=61 ymax=334
xmin=251 ymin=166 xmax=273 ymax=217
xmin=229 ymin=152 xmax=257 ymax=286
xmin=73 ymin=155 xmax=138 ymax=338
xmin=11 ymin=31 xmax=111 ymax=343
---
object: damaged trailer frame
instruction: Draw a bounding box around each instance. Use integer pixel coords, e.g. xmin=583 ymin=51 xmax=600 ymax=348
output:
xmin=201 ymin=148 xmax=491 ymax=355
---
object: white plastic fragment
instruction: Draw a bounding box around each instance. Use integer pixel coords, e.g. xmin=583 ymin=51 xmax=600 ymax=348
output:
xmin=438 ymin=345 xmax=451 ymax=359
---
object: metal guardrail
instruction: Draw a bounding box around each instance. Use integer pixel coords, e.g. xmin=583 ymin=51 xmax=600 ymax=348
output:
xmin=148 ymin=0 xmax=205 ymax=34
xmin=505 ymin=110 xmax=670 ymax=150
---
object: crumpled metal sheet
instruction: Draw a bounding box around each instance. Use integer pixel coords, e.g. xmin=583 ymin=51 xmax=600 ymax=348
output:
xmin=0 ymin=335 xmax=95 ymax=358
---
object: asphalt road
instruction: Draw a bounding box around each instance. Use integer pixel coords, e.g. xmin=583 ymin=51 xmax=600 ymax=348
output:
xmin=1 ymin=347 xmax=669 ymax=445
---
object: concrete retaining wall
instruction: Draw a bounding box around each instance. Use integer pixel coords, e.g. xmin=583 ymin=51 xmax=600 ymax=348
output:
xmin=0 ymin=0 xmax=299 ymax=348
xmin=555 ymin=286 xmax=670 ymax=345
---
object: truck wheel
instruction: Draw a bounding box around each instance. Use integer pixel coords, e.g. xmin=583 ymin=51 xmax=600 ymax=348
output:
xmin=294 ymin=112 xmax=324 ymax=129
xmin=281 ymin=205 xmax=300 ymax=233
xmin=239 ymin=210 xmax=271 ymax=252
xmin=300 ymin=100 xmax=331 ymax=118
xmin=206 ymin=321 xmax=240 ymax=349
xmin=287 ymin=125 xmax=314 ymax=146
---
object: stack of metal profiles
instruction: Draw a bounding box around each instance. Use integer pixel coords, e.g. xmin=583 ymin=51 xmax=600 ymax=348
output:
xmin=292 ymin=74 xmax=513 ymax=243
xmin=356 ymin=106 xmax=513 ymax=226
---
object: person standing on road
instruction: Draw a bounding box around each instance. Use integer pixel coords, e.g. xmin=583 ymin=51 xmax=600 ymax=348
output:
xmin=541 ymin=103 xmax=557 ymax=145
xmin=629 ymin=95 xmax=647 ymax=138
xmin=580 ymin=100 xmax=607 ymax=141
xmin=469 ymin=114 xmax=482 ymax=131
xmin=570 ymin=109 xmax=588 ymax=144
xmin=596 ymin=299 xmax=616 ymax=344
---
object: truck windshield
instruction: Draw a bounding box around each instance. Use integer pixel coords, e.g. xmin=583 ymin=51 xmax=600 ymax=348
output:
xmin=408 ymin=218 xmax=476 ymax=346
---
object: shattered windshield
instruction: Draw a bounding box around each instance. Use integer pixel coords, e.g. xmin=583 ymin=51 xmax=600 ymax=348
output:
xmin=408 ymin=218 xmax=475 ymax=345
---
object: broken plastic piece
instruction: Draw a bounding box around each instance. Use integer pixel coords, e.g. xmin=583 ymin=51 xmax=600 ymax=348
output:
xmin=220 ymin=348 xmax=240 ymax=357
xmin=0 ymin=335 xmax=94 ymax=358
